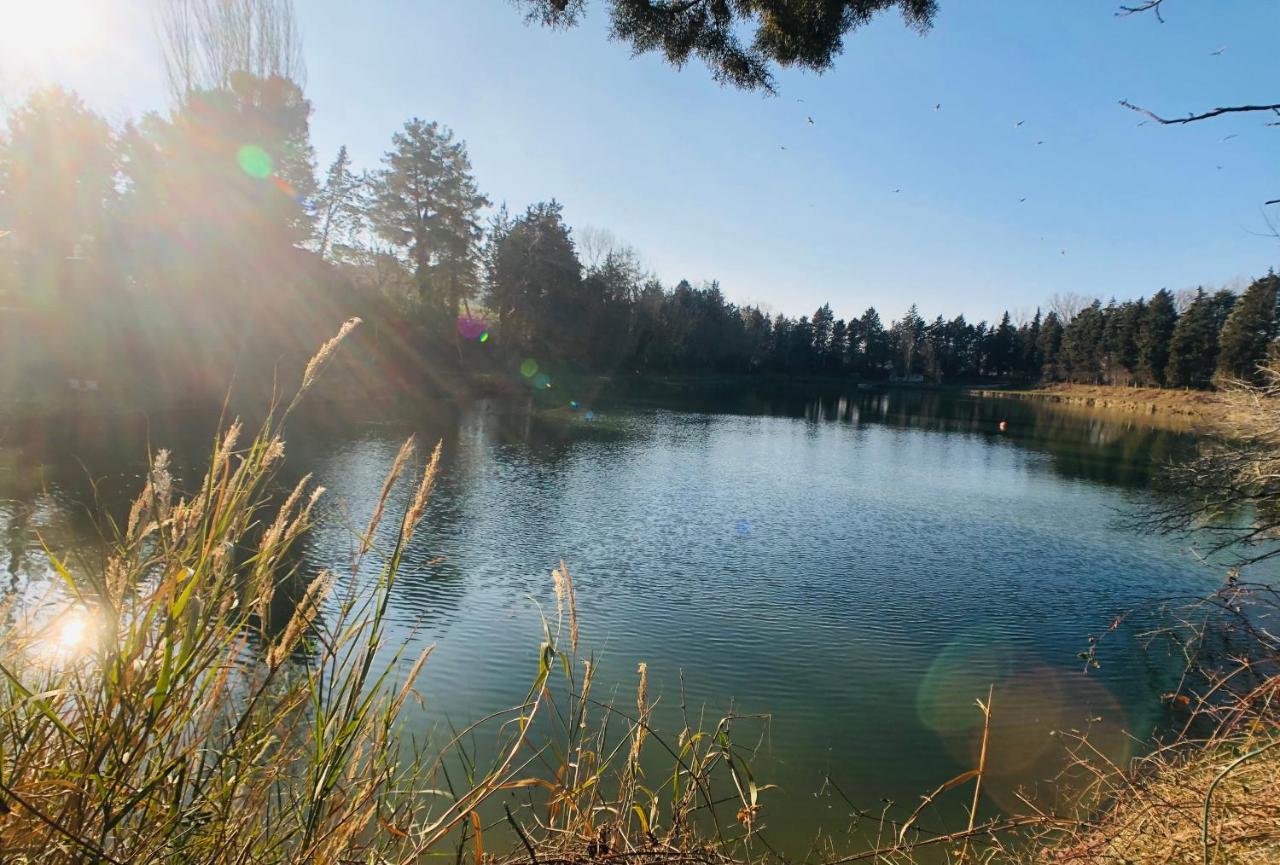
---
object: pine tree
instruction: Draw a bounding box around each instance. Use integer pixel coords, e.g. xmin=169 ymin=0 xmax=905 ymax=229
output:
xmin=1061 ymin=301 xmax=1106 ymax=383
xmin=0 ymin=88 xmax=116 ymax=261
xmin=485 ymin=200 xmax=581 ymax=354
xmin=811 ymin=303 xmax=834 ymax=368
xmin=991 ymin=311 xmax=1017 ymax=376
xmin=1209 ymin=289 xmax=1238 ymax=332
xmin=1166 ymin=289 xmax=1220 ymax=389
xmin=1017 ymin=310 xmax=1041 ymax=381
xmin=1103 ymin=299 xmax=1144 ymax=385
xmin=1217 ymin=272 xmax=1280 ymax=383
xmin=858 ymin=307 xmax=886 ymax=377
xmin=893 ymin=304 xmax=926 ymax=376
xmin=1037 ymin=312 xmax=1063 ymax=380
xmin=314 ymin=145 xmax=365 ymax=261
xmin=514 ymin=0 xmax=936 ymax=93
xmin=1137 ymin=289 xmax=1178 ymax=386
xmin=370 ymin=119 xmax=488 ymax=316
xmin=830 ymin=318 xmax=848 ymax=373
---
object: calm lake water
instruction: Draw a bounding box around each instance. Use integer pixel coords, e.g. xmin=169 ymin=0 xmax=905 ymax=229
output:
xmin=0 ymin=385 xmax=1231 ymax=855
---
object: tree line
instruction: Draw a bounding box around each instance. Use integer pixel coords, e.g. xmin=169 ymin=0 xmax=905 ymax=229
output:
xmin=1 ymin=76 xmax=1276 ymax=406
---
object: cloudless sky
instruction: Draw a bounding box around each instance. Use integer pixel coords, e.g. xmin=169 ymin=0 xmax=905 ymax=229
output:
xmin=3 ymin=0 xmax=1278 ymax=322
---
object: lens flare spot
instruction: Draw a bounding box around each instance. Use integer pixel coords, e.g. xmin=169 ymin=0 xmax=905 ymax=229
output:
xmin=479 ymin=332 xmax=489 ymax=343
xmin=236 ymin=144 xmax=273 ymax=179
xmin=520 ymin=359 xmax=538 ymax=378
xmin=569 ymin=400 xmax=579 ymax=409
xmin=271 ymin=175 xmax=303 ymax=204
xmin=977 ymin=667 xmax=1130 ymax=814
xmin=533 ymin=372 xmax=551 ymax=389
xmin=917 ymin=628 xmax=1015 ymax=738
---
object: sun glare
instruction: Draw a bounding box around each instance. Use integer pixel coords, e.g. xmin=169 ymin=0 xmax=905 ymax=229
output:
xmin=38 ymin=607 xmax=97 ymax=659
xmin=58 ymin=613 xmax=89 ymax=650
xmin=0 ymin=0 xmax=111 ymax=81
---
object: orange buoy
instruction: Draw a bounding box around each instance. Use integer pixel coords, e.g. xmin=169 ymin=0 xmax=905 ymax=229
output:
xmin=998 ymin=420 xmax=1008 ymax=432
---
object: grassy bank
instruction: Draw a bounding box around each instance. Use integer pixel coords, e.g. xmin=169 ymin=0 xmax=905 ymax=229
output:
xmin=969 ymin=383 xmax=1222 ymax=427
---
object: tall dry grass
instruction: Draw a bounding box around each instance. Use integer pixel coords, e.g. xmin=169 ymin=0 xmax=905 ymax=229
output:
xmin=0 ymin=320 xmax=767 ymax=865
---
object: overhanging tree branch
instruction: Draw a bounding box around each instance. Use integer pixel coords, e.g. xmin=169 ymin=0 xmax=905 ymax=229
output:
xmin=1120 ymin=100 xmax=1280 ymax=125
xmin=1116 ymin=0 xmax=1166 ymax=23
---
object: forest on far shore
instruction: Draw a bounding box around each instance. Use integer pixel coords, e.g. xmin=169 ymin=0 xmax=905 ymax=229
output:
xmin=1 ymin=79 xmax=1276 ymax=407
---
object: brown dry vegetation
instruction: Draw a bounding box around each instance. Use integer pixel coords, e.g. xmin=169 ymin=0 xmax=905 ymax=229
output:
xmin=970 ymin=383 xmax=1222 ymax=429
xmin=1022 ymin=372 xmax=1280 ymax=864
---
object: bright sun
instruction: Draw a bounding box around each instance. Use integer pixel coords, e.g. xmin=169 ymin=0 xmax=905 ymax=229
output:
xmin=0 ymin=0 xmax=111 ymax=82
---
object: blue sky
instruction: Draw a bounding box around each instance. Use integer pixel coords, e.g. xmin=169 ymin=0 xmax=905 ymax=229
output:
xmin=3 ymin=0 xmax=1277 ymax=322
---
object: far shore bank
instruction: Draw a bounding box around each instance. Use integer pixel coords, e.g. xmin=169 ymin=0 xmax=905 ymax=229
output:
xmin=1 ymin=370 xmax=1226 ymax=433
xmin=968 ymin=382 xmax=1222 ymax=428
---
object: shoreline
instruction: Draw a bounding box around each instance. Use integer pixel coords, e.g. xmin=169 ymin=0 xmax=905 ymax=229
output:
xmin=968 ymin=383 xmax=1222 ymax=428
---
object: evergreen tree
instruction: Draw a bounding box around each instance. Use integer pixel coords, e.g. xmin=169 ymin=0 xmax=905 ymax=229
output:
xmin=921 ymin=315 xmax=946 ymax=381
xmin=790 ymin=315 xmax=816 ymax=371
xmin=1167 ymin=289 xmax=1222 ymax=389
xmin=811 ymin=303 xmax=834 ymax=370
xmin=1061 ymin=301 xmax=1106 ymax=382
xmin=1217 ymin=272 xmax=1280 ymax=383
xmin=1036 ymin=312 xmax=1064 ymax=381
xmin=990 ymin=311 xmax=1017 ymax=376
xmin=1102 ymin=299 xmax=1143 ymax=385
xmin=514 ymin=0 xmax=936 ymax=93
xmin=858 ymin=307 xmax=887 ymax=377
xmin=830 ymin=318 xmax=848 ymax=373
xmin=1209 ymin=289 xmax=1238 ymax=333
xmin=371 ymin=119 xmax=488 ymax=316
xmin=892 ymin=304 xmax=926 ymax=376
xmin=314 ymin=145 xmax=365 ymax=261
xmin=0 ymin=87 xmax=116 ymax=262
xmin=1137 ymin=289 xmax=1178 ymax=386
xmin=947 ymin=314 xmax=977 ymax=380
xmin=485 ymin=200 xmax=581 ymax=354
xmin=1016 ymin=310 xmax=1041 ymax=381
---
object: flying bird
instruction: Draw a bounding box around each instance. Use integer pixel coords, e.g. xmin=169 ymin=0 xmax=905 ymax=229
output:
xmin=796 ymin=98 xmax=805 ymax=103
xmin=1210 ymin=45 xmax=1227 ymax=56
xmin=893 ymin=188 xmax=901 ymax=193
xmin=1015 ymin=120 xmax=1024 ymax=127
xmin=1019 ymin=197 xmax=1027 ymax=203
xmin=780 ymin=145 xmax=787 ymax=150
xmin=1222 ymin=134 xmax=1238 ymax=141
xmin=807 ymin=116 xmax=815 ymax=125
xmin=1036 ymin=140 xmax=1045 ymax=145
xmin=935 ymin=103 xmax=941 ymax=111
xmin=1060 ymin=249 xmax=1066 ymax=256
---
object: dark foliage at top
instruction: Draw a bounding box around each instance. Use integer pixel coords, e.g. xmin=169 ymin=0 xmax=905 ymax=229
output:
xmin=514 ymin=0 xmax=936 ymax=91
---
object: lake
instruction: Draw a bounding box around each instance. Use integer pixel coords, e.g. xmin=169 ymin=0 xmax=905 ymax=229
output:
xmin=0 ymin=384 xmax=1227 ymax=855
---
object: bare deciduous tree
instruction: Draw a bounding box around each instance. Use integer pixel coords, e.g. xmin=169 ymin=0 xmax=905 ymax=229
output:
xmin=1117 ymin=1 xmax=1277 ymax=205
xmin=576 ymin=225 xmax=620 ymax=272
xmin=1048 ymin=291 xmax=1092 ymax=324
xmin=155 ymin=0 xmax=306 ymax=100
xmin=1147 ymin=364 xmax=1280 ymax=568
